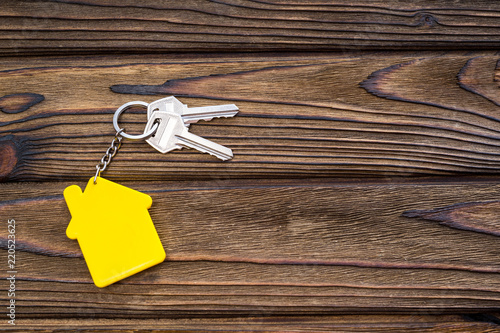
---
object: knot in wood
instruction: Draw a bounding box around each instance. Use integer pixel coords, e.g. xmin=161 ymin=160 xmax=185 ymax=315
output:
xmin=0 ymin=93 xmax=44 ymax=114
xmin=0 ymin=137 xmax=17 ymax=181
xmin=416 ymin=13 xmax=438 ymax=28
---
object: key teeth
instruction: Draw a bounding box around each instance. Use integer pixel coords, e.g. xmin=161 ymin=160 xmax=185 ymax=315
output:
xmin=199 ymin=115 xmax=235 ymax=122
xmin=184 ymin=111 xmax=239 ymax=125
xmin=192 ymin=115 xmax=233 ymax=124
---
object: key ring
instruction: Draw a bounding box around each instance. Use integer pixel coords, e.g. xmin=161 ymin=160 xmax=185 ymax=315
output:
xmin=94 ymin=101 xmax=160 ymax=184
xmin=113 ymin=101 xmax=159 ymax=140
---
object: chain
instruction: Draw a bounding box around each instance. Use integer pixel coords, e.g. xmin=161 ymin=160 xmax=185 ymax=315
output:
xmin=94 ymin=130 xmax=124 ymax=184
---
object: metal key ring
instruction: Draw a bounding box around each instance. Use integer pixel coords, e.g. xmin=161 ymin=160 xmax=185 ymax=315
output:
xmin=113 ymin=101 xmax=159 ymax=140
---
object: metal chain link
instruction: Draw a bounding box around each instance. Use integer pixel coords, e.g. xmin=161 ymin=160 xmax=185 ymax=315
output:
xmin=94 ymin=130 xmax=124 ymax=184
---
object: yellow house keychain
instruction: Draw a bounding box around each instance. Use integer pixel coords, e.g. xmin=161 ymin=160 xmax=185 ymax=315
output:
xmin=64 ymin=97 xmax=238 ymax=287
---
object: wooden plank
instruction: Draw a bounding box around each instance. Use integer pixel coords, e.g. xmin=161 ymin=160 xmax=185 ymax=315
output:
xmin=1 ymin=179 xmax=500 ymax=319
xmin=4 ymin=314 xmax=500 ymax=332
xmin=2 ymin=0 xmax=500 ymax=55
xmin=2 ymin=52 xmax=500 ymax=181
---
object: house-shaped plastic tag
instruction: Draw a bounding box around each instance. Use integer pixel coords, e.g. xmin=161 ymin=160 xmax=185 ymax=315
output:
xmin=64 ymin=177 xmax=166 ymax=288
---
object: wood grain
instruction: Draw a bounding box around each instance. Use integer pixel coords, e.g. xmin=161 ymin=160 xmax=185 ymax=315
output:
xmin=2 ymin=52 xmax=500 ymax=181
xmin=403 ymin=200 xmax=500 ymax=237
xmin=458 ymin=56 xmax=500 ymax=107
xmin=1 ymin=179 xmax=500 ymax=320
xmin=2 ymin=0 xmax=500 ymax=55
xmin=0 ymin=93 xmax=44 ymax=114
xmin=3 ymin=2 xmax=500 ymax=328
xmin=4 ymin=314 xmax=500 ymax=332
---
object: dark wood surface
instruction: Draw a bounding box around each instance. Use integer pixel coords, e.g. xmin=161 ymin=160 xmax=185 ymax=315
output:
xmin=3 ymin=52 xmax=500 ymax=182
xmin=2 ymin=1 xmax=500 ymax=332
xmin=3 ymin=0 xmax=500 ymax=55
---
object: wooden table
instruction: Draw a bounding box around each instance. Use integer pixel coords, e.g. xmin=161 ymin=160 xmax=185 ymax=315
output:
xmin=1 ymin=1 xmax=500 ymax=331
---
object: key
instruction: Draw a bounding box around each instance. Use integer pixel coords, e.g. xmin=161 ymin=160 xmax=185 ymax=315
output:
xmin=144 ymin=111 xmax=233 ymax=160
xmin=181 ymin=104 xmax=239 ymax=125
xmin=147 ymin=96 xmax=238 ymax=126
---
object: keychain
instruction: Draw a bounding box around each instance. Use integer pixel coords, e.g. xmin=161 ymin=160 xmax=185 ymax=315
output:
xmin=64 ymin=97 xmax=238 ymax=287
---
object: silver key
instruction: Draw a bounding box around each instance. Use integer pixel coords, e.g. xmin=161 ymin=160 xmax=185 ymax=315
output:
xmin=144 ymin=111 xmax=233 ymax=160
xmin=147 ymin=96 xmax=238 ymax=126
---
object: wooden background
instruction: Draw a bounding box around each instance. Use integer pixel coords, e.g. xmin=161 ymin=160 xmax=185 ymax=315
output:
xmin=1 ymin=0 xmax=500 ymax=331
